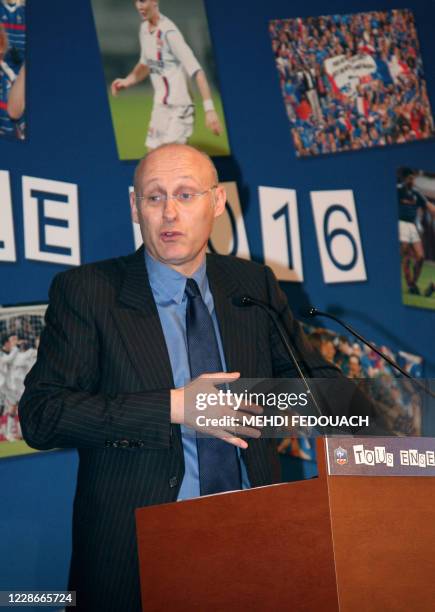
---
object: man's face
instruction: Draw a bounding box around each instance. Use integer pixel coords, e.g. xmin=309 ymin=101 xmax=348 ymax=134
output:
xmin=349 ymin=356 xmax=360 ymax=376
xmin=134 ymin=0 xmax=157 ymax=21
xmin=320 ymin=340 xmax=336 ymax=363
xmin=3 ymin=335 xmax=17 ymax=352
xmin=131 ymin=146 xmax=226 ymax=275
xmin=404 ymin=174 xmax=414 ymax=189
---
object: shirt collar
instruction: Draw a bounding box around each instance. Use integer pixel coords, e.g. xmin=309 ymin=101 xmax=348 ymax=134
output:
xmin=144 ymin=250 xmax=207 ymax=306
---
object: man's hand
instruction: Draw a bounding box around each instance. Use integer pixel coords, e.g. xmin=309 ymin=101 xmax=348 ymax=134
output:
xmin=205 ymin=110 xmax=222 ymax=135
xmin=111 ymin=78 xmax=130 ymax=96
xmin=171 ymin=372 xmax=262 ymax=449
xmin=111 ymin=64 xmax=149 ymax=96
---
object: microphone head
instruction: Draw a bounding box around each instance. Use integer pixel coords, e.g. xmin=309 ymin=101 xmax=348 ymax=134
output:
xmin=232 ymin=295 xmax=254 ymax=307
xmin=299 ymin=306 xmax=318 ymax=318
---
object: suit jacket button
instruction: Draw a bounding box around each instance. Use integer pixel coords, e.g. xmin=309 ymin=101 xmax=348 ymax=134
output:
xmin=169 ymin=476 xmax=178 ymax=488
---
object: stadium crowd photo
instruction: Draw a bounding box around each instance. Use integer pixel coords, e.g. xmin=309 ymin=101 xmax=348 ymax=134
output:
xmin=270 ymin=9 xmax=434 ymax=156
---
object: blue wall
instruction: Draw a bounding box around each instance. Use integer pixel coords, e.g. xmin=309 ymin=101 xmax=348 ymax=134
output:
xmin=1 ymin=0 xmax=434 ymax=598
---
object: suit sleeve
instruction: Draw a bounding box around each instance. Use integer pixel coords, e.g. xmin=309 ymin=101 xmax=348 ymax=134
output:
xmin=18 ymin=273 xmax=171 ymax=451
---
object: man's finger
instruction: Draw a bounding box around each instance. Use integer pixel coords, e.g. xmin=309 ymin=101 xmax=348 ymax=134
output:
xmin=212 ymin=431 xmax=248 ymax=449
xmin=197 ymin=371 xmax=240 ymax=386
xmin=224 ymin=425 xmax=262 ymax=439
xmin=235 ymin=402 xmax=263 ymax=416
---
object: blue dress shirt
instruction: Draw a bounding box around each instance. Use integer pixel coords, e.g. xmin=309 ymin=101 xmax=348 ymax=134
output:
xmin=145 ymin=251 xmax=250 ymax=500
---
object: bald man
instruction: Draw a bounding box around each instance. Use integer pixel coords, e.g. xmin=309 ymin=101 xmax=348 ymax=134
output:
xmin=19 ymin=144 xmax=340 ymax=611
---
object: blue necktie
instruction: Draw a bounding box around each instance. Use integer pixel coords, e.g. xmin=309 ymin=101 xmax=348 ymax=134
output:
xmin=185 ymin=278 xmax=242 ymax=495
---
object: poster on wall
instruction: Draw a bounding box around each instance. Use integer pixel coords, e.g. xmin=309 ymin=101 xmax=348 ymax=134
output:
xmin=278 ymin=323 xmax=423 ymax=462
xmin=0 ymin=304 xmax=45 ymax=458
xmin=398 ymin=167 xmax=435 ymax=310
xmin=91 ymin=0 xmax=231 ymax=159
xmin=269 ymin=10 xmax=434 ymax=157
xmin=0 ymin=0 xmax=25 ymax=141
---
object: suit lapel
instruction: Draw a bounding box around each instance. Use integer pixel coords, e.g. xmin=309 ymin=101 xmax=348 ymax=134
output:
xmin=207 ymin=255 xmax=257 ymax=377
xmin=111 ymin=247 xmax=174 ymax=390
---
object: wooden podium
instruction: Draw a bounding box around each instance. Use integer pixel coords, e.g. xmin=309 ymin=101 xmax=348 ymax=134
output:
xmin=136 ymin=438 xmax=435 ymax=611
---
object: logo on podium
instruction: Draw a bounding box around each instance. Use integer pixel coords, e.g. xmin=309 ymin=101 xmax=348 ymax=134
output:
xmin=334 ymin=447 xmax=348 ymax=466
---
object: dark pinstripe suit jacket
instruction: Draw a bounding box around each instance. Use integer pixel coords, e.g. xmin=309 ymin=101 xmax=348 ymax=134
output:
xmin=19 ymin=246 xmax=340 ymax=612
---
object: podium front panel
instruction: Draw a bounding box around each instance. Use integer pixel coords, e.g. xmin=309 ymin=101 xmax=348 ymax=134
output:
xmin=136 ymin=479 xmax=339 ymax=611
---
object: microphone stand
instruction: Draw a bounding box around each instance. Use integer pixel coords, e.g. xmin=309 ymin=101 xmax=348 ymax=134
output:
xmin=307 ymin=307 xmax=435 ymax=400
xmin=235 ymin=296 xmax=324 ymax=418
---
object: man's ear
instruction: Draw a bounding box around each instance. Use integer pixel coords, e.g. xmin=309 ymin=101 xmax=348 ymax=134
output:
xmin=213 ymin=185 xmax=227 ymax=218
xmin=130 ymin=191 xmax=139 ymax=223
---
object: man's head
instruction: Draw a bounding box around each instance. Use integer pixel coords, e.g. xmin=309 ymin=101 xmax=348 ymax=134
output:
xmin=1 ymin=334 xmax=17 ymax=352
xmin=134 ymin=0 xmax=159 ymax=22
xmin=308 ymin=331 xmax=336 ymax=364
xmin=320 ymin=334 xmax=336 ymax=364
xmin=348 ymin=354 xmax=361 ymax=377
xmin=401 ymin=168 xmax=415 ymax=189
xmin=130 ymin=144 xmax=226 ymax=276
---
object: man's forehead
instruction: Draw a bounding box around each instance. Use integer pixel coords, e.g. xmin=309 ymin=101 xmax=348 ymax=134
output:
xmin=139 ymin=148 xmax=215 ymax=183
xmin=142 ymin=173 xmax=201 ymax=186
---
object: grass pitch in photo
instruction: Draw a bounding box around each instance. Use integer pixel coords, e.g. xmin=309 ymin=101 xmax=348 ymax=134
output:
xmin=91 ymin=0 xmax=231 ymax=159
xmin=398 ymin=167 xmax=435 ymax=311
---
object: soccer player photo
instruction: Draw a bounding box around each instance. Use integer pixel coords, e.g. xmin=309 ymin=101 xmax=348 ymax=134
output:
xmin=397 ymin=167 xmax=435 ymax=310
xmin=0 ymin=304 xmax=45 ymax=458
xmin=269 ymin=10 xmax=434 ymax=157
xmin=0 ymin=0 xmax=25 ymax=141
xmin=91 ymin=0 xmax=231 ymax=159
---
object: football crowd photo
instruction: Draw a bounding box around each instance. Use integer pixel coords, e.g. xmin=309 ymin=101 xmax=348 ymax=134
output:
xmin=270 ymin=9 xmax=434 ymax=156
xmin=278 ymin=323 xmax=423 ymax=464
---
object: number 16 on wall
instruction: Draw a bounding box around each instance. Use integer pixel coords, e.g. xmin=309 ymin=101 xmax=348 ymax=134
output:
xmin=259 ymin=186 xmax=304 ymax=282
xmin=310 ymin=190 xmax=367 ymax=283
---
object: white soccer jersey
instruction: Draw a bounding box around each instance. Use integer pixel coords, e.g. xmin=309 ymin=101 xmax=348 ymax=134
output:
xmin=0 ymin=346 xmax=18 ymax=389
xmin=7 ymin=348 xmax=37 ymax=402
xmin=139 ymin=14 xmax=202 ymax=106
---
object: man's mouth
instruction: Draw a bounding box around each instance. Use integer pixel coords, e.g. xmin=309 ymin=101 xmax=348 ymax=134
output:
xmin=160 ymin=231 xmax=183 ymax=241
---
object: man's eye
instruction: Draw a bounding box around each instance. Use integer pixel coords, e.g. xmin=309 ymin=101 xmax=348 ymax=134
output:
xmin=147 ymin=194 xmax=163 ymax=203
xmin=177 ymin=192 xmax=194 ymax=202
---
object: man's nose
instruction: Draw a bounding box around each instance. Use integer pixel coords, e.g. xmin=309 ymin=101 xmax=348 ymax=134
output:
xmin=162 ymin=196 xmax=178 ymax=220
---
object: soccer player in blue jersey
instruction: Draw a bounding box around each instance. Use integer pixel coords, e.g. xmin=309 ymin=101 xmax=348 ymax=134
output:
xmin=398 ymin=169 xmax=435 ymax=295
xmin=0 ymin=1 xmax=25 ymax=139
xmin=0 ymin=0 xmax=25 ymax=71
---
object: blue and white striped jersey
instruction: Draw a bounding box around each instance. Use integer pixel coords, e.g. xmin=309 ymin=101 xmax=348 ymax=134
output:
xmin=0 ymin=1 xmax=25 ymax=71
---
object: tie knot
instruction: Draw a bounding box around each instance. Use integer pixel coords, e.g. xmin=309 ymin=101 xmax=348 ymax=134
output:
xmin=185 ymin=278 xmax=201 ymax=299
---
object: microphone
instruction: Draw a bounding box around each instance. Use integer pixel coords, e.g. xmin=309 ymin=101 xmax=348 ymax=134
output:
xmin=232 ymin=295 xmax=324 ymax=417
xmin=306 ymin=307 xmax=435 ymax=399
